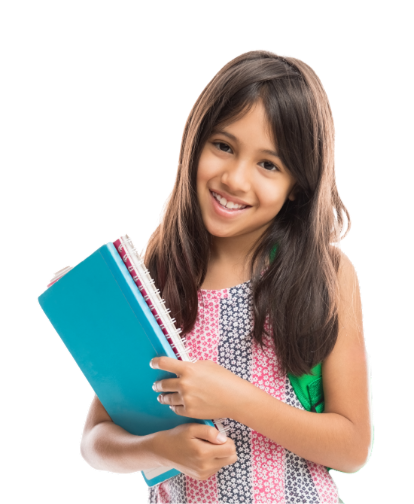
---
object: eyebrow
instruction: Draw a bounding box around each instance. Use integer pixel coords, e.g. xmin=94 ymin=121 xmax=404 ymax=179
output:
xmin=211 ymin=128 xmax=281 ymax=159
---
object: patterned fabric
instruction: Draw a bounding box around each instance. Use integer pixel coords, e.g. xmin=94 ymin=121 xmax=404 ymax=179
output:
xmin=148 ymin=280 xmax=339 ymax=504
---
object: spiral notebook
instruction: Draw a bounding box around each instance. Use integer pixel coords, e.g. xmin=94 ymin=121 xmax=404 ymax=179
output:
xmin=38 ymin=235 xmax=227 ymax=487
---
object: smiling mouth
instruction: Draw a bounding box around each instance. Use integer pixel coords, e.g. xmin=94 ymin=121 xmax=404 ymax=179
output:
xmin=210 ymin=190 xmax=249 ymax=210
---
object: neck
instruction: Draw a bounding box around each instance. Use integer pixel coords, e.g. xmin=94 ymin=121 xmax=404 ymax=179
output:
xmin=208 ymin=227 xmax=266 ymax=280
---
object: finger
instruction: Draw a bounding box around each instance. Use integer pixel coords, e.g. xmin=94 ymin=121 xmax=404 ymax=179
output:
xmin=150 ymin=356 xmax=187 ymax=376
xmin=152 ymin=378 xmax=180 ymax=393
xmin=168 ymin=404 xmax=186 ymax=416
xmin=189 ymin=424 xmax=229 ymax=445
xmin=157 ymin=392 xmax=183 ymax=406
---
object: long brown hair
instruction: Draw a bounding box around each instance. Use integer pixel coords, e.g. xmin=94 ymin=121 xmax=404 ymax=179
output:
xmin=144 ymin=50 xmax=350 ymax=376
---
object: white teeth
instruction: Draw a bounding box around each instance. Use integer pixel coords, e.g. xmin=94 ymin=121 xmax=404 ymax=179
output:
xmin=212 ymin=191 xmax=247 ymax=210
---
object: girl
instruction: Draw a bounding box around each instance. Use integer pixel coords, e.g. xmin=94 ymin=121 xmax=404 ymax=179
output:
xmin=81 ymin=50 xmax=371 ymax=503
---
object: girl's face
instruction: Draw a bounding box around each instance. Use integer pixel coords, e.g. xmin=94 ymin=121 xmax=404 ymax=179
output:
xmin=197 ymin=100 xmax=296 ymax=244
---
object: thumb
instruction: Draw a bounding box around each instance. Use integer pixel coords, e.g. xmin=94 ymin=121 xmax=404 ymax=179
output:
xmin=215 ymin=431 xmax=228 ymax=443
xmin=193 ymin=424 xmax=227 ymax=444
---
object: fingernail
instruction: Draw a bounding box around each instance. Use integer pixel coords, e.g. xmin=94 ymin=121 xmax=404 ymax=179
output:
xmin=152 ymin=382 xmax=158 ymax=391
xmin=149 ymin=359 xmax=154 ymax=368
xmin=157 ymin=395 xmax=163 ymax=402
xmin=217 ymin=433 xmax=227 ymax=443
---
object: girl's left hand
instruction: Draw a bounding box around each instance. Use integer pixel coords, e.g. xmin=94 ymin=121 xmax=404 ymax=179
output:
xmin=150 ymin=357 xmax=249 ymax=420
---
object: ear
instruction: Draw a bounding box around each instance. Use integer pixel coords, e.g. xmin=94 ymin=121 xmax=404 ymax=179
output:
xmin=287 ymin=185 xmax=297 ymax=201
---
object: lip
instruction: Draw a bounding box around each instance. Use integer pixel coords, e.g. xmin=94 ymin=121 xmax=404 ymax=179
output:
xmin=209 ymin=189 xmax=251 ymax=217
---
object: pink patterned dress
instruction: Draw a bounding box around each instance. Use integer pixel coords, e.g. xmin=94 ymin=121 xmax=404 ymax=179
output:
xmin=148 ymin=280 xmax=340 ymax=503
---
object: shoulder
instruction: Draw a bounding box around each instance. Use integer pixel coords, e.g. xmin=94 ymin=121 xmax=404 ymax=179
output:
xmin=337 ymin=249 xmax=358 ymax=285
xmin=322 ymin=247 xmax=364 ymax=354
xmin=335 ymin=249 xmax=363 ymax=332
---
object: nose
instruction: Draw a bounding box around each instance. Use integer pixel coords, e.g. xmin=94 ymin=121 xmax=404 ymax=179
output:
xmin=220 ymin=160 xmax=251 ymax=194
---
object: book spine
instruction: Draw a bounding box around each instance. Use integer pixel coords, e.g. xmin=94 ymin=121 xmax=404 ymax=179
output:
xmin=113 ymin=236 xmax=191 ymax=362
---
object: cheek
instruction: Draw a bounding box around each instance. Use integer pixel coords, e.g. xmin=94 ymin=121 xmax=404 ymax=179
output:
xmin=256 ymin=184 xmax=286 ymax=214
xmin=196 ymin=160 xmax=208 ymax=190
xmin=258 ymin=183 xmax=281 ymax=209
xmin=196 ymin=150 xmax=220 ymax=191
xmin=196 ymin=154 xmax=212 ymax=211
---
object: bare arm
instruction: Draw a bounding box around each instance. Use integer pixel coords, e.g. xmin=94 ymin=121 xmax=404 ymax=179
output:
xmin=230 ymin=252 xmax=371 ymax=473
xmin=80 ymin=395 xmax=238 ymax=478
xmin=80 ymin=394 xmax=164 ymax=473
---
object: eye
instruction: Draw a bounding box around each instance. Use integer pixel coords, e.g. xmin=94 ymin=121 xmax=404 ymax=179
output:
xmin=212 ymin=142 xmax=280 ymax=171
xmin=259 ymin=160 xmax=280 ymax=172
xmin=213 ymin=141 xmax=233 ymax=153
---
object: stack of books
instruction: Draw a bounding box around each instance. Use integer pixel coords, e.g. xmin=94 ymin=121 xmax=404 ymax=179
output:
xmin=38 ymin=235 xmax=227 ymax=487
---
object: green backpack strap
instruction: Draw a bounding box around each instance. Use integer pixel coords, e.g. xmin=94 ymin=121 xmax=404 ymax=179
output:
xmin=287 ymin=362 xmax=324 ymax=413
xmin=288 ymin=363 xmax=332 ymax=472
xmin=269 ymin=243 xmax=279 ymax=263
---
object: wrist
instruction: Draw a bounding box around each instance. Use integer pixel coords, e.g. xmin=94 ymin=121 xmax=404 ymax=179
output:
xmin=144 ymin=429 xmax=171 ymax=468
xmin=229 ymin=379 xmax=265 ymax=424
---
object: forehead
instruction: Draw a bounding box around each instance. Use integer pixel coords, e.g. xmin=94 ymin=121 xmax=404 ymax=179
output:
xmin=211 ymin=100 xmax=277 ymax=149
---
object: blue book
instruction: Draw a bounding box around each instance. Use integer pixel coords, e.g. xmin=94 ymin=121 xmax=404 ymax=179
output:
xmin=38 ymin=236 xmax=225 ymax=487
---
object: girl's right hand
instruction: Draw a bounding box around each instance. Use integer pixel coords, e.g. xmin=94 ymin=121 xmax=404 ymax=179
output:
xmin=152 ymin=423 xmax=238 ymax=481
